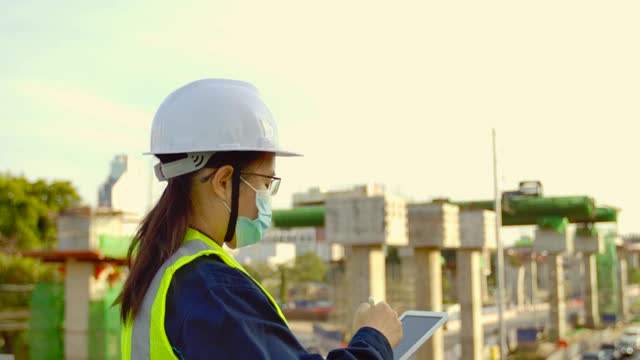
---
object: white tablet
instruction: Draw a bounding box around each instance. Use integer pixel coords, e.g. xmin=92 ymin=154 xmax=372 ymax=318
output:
xmin=393 ymin=311 xmax=448 ymax=360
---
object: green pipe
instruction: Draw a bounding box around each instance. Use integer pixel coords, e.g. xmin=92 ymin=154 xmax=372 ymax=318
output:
xmin=508 ymin=196 xmax=594 ymax=217
xmin=456 ymin=196 xmax=595 ymax=217
xmin=272 ymin=200 xmax=617 ymax=228
xmin=500 ymin=207 xmax=617 ymax=225
xmin=272 ymin=206 xmax=325 ymax=228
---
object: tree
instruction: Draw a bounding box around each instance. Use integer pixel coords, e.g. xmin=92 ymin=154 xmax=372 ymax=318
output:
xmin=290 ymin=252 xmax=327 ymax=283
xmin=242 ymin=261 xmax=277 ymax=283
xmin=0 ymin=173 xmax=82 ymax=251
xmin=242 ymin=252 xmax=329 ymax=304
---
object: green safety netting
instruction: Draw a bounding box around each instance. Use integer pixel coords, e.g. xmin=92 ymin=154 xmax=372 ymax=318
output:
xmin=28 ymin=283 xmax=64 ymax=360
xmin=89 ymin=280 xmax=123 ymax=360
xmin=28 ymin=279 xmax=124 ymax=360
xmin=99 ymin=235 xmax=132 ymax=259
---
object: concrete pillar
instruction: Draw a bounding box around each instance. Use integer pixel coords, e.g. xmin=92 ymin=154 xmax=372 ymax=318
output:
xmin=548 ymin=254 xmax=566 ymax=340
xmin=348 ymin=245 xmax=386 ymax=311
xmin=583 ymin=254 xmax=600 ymax=328
xmin=570 ymin=256 xmax=583 ymax=299
xmin=575 ymin=230 xmax=604 ymax=327
xmin=326 ymin=195 xmax=408 ymax=329
xmin=414 ymin=248 xmax=443 ymax=360
xmin=457 ymin=209 xmax=496 ymax=360
xmin=446 ymin=266 xmax=458 ymax=302
xmin=538 ymin=260 xmax=550 ymax=291
xmin=507 ymin=264 xmax=525 ymax=307
xmin=481 ymin=251 xmax=492 ymax=303
xmin=398 ymin=247 xmax=417 ymax=310
xmin=409 ymin=203 xmax=462 ymax=360
xmin=65 ymin=261 xmax=94 ymax=360
xmin=457 ymin=250 xmax=483 ymax=360
xmin=628 ymin=252 xmax=639 ymax=270
xmin=534 ymin=227 xmax=572 ymax=340
xmin=481 ymin=271 xmax=490 ymax=303
xmin=618 ymin=252 xmax=629 ymax=321
xmin=515 ymin=265 xmax=525 ymax=307
xmin=525 ymin=256 xmax=538 ymax=305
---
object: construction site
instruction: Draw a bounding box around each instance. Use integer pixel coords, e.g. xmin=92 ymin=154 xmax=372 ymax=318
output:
xmin=2 ymin=170 xmax=639 ymax=360
xmin=4 ymin=1 xmax=640 ymax=359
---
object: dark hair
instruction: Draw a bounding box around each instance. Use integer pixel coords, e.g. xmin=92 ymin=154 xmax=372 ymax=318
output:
xmin=116 ymin=151 xmax=267 ymax=321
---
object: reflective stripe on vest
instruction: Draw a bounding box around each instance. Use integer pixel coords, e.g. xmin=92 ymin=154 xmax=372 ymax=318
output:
xmin=121 ymin=228 xmax=288 ymax=360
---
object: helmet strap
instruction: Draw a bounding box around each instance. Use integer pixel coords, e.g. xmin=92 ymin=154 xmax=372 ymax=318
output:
xmin=224 ymin=164 xmax=241 ymax=243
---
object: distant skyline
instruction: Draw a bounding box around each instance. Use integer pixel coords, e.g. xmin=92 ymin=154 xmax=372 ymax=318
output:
xmin=2 ymin=1 xmax=638 ymax=236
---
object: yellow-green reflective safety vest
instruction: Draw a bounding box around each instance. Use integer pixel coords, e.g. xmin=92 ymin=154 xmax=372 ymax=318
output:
xmin=121 ymin=228 xmax=288 ymax=359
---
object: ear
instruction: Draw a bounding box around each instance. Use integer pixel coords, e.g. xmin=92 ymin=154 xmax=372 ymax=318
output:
xmin=210 ymin=165 xmax=235 ymax=202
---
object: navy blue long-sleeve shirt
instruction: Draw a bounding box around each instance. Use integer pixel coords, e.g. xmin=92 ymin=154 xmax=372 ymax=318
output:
xmin=165 ymin=255 xmax=393 ymax=360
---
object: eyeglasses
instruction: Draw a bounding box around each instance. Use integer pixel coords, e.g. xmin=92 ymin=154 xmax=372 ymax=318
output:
xmin=200 ymin=171 xmax=282 ymax=196
xmin=241 ymin=172 xmax=281 ymax=196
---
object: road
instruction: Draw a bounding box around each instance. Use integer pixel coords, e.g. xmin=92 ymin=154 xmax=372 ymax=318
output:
xmin=444 ymin=301 xmax=577 ymax=349
xmin=290 ymin=284 xmax=640 ymax=357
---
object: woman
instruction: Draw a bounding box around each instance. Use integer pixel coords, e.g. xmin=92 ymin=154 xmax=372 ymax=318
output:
xmin=117 ymin=79 xmax=402 ymax=359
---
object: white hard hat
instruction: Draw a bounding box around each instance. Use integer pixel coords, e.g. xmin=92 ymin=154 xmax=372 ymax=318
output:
xmin=148 ymin=79 xmax=301 ymax=181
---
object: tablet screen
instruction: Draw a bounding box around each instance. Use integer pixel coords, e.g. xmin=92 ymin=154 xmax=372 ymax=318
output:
xmin=393 ymin=315 xmax=443 ymax=360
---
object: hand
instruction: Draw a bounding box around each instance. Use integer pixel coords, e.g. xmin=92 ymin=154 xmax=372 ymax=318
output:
xmin=352 ymin=301 xmax=403 ymax=348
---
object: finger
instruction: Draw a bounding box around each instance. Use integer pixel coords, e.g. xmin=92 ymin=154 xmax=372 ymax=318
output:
xmin=376 ymin=301 xmax=390 ymax=309
xmin=356 ymin=302 xmax=371 ymax=314
xmin=381 ymin=302 xmax=395 ymax=313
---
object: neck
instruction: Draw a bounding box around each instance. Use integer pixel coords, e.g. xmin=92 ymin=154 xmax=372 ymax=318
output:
xmin=187 ymin=211 xmax=225 ymax=247
xmin=189 ymin=224 xmax=224 ymax=246
xmin=187 ymin=197 xmax=228 ymax=246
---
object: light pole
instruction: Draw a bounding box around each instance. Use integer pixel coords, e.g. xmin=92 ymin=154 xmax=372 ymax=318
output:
xmin=492 ymin=129 xmax=507 ymax=358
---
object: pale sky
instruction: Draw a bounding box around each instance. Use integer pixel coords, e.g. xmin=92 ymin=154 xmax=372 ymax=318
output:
xmin=1 ymin=1 xmax=638 ymax=237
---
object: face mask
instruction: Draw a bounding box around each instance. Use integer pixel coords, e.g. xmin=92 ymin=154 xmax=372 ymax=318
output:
xmin=222 ymin=177 xmax=272 ymax=248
